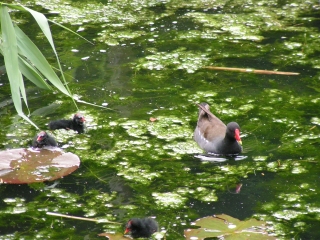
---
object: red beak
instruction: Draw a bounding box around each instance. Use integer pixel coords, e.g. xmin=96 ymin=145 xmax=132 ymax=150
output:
xmin=124 ymin=228 xmax=130 ymax=234
xmin=235 ymin=129 xmax=242 ymax=145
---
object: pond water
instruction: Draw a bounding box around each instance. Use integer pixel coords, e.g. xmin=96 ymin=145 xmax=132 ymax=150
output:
xmin=0 ymin=0 xmax=320 ymax=239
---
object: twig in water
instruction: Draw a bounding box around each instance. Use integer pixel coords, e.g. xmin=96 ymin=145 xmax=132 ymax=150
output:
xmin=46 ymin=212 xmax=121 ymax=224
xmin=203 ymin=66 xmax=300 ymax=75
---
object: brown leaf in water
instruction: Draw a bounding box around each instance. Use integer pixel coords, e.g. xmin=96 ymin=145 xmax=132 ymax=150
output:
xmin=0 ymin=148 xmax=80 ymax=184
xmin=150 ymin=117 xmax=157 ymax=122
xmin=98 ymin=232 xmax=131 ymax=239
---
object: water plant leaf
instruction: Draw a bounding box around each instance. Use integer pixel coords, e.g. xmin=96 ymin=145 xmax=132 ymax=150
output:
xmin=18 ymin=56 xmax=52 ymax=90
xmin=184 ymin=214 xmax=275 ymax=240
xmin=17 ymin=5 xmax=77 ymax=108
xmin=0 ymin=3 xmax=79 ymax=128
xmin=97 ymin=232 xmax=130 ymax=239
xmin=0 ymin=148 xmax=80 ymax=184
xmin=98 ymin=232 xmax=162 ymax=240
xmin=49 ymin=19 xmax=94 ymax=45
xmin=0 ymin=5 xmax=38 ymax=128
xmin=14 ymin=25 xmax=70 ymax=96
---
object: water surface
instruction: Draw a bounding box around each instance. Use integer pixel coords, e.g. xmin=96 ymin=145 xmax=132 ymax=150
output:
xmin=0 ymin=1 xmax=320 ymax=239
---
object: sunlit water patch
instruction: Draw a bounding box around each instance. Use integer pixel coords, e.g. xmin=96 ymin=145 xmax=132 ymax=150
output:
xmin=152 ymin=192 xmax=187 ymax=209
xmin=134 ymin=49 xmax=210 ymax=73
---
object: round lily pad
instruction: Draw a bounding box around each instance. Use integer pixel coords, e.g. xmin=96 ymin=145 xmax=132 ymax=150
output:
xmin=0 ymin=147 xmax=80 ymax=184
xmin=98 ymin=232 xmax=130 ymax=240
xmin=184 ymin=214 xmax=276 ymax=240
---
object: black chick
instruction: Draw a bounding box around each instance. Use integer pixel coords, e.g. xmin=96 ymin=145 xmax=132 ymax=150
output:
xmin=49 ymin=113 xmax=86 ymax=133
xmin=32 ymin=131 xmax=57 ymax=148
xmin=124 ymin=218 xmax=158 ymax=238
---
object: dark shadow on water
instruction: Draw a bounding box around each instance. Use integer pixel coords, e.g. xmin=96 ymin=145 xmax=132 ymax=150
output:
xmin=190 ymin=171 xmax=277 ymax=220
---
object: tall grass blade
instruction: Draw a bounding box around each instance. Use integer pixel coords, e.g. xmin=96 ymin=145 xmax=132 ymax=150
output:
xmin=49 ymin=20 xmax=94 ymax=45
xmin=15 ymin=25 xmax=70 ymax=96
xmin=20 ymin=6 xmax=78 ymax=109
xmin=0 ymin=5 xmax=38 ymax=128
xmin=18 ymin=57 xmax=52 ymax=90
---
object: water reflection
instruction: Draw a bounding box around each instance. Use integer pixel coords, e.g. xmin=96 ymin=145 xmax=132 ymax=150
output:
xmin=194 ymin=154 xmax=248 ymax=162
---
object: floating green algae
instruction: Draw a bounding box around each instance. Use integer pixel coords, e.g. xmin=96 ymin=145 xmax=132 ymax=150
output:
xmin=152 ymin=192 xmax=187 ymax=208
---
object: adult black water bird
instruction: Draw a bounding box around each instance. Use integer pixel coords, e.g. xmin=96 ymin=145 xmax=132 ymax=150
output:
xmin=194 ymin=103 xmax=242 ymax=154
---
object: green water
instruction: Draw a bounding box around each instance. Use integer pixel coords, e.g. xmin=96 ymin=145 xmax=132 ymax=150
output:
xmin=0 ymin=0 xmax=320 ymax=239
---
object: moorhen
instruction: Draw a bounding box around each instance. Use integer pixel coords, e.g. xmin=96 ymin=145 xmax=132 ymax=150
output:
xmin=193 ymin=102 xmax=242 ymax=155
xmin=124 ymin=218 xmax=158 ymax=238
xmin=49 ymin=113 xmax=85 ymax=133
xmin=32 ymin=131 xmax=57 ymax=148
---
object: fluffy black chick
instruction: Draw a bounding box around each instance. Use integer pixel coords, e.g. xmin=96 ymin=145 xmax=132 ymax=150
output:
xmin=124 ymin=218 xmax=158 ymax=238
xmin=32 ymin=131 xmax=57 ymax=148
xmin=49 ymin=113 xmax=86 ymax=133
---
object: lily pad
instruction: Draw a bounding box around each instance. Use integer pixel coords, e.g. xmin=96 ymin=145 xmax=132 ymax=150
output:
xmin=98 ymin=232 xmax=130 ymax=240
xmin=0 ymin=148 xmax=80 ymax=184
xmin=184 ymin=214 xmax=276 ymax=240
xmin=98 ymin=232 xmax=163 ymax=240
